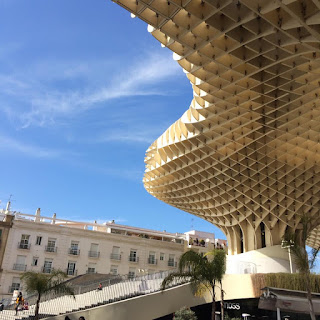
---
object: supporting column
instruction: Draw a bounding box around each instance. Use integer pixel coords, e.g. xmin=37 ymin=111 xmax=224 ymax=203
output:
xmin=277 ymin=307 xmax=281 ymax=320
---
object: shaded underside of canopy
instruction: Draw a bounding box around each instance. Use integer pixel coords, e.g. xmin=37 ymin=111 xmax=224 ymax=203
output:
xmin=113 ymin=0 xmax=320 ymax=253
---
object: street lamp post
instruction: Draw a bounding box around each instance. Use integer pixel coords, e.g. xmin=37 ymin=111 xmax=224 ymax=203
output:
xmin=281 ymin=240 xmax=294 ymax=274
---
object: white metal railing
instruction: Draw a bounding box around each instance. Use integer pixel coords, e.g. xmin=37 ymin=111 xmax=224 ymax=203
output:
xmin=88 ymin=251 xmax=100 ymax=258
xmin=45 ymin=246 xmax=57 ymax=253
xmin=3 ymin=270 xmax=187 ymax=319
xmin=68 ymin=248 xmax=80 ymax=255
xmin=148 ymin=257 xmax=157 ymax=265
xmin=13 ymin=264 xmax=27 ymax=271
xmin=18 ymin=242 xmax=30 ymax=250
xmin=238 ymin=261 xmax=257 ymax=274
xmin=110 ymin=253 xmax=121 ymax=260
xmin=42 ymin=267 xmax=52 ymax=274
xmin=128 ymin=255 xmax=139 ymax=262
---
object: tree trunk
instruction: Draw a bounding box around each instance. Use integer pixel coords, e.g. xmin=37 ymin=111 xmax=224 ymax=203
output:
xmin=35 ymin=294 xmax=41 ymax=320
xmin=301 ymin=242 xmax=316 ymax=320
xmin=211 ymin=284 xmax=216 ymax=320
xmin=307 ymin=290 xmax=316 ymax=320
xmin=306 ymin=274 xmax=316 ymax=320
xmin=220 ymin=281 xmax=224 ymax=320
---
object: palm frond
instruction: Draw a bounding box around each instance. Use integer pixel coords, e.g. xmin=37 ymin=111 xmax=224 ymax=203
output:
xmin=178 ymin=250 xmax=206 ymax=273
xmin=310 ymin=248 xmax=320 ymax=270
xmin=20 ymin=272 xmax=50 ymax=296
xmin=21 ymin=270 xmax=74 ymax=298
xmin=163 ymin=249 xmax=226 ymax=302
xmin=161 ymin=272 xmax=191 ymax=290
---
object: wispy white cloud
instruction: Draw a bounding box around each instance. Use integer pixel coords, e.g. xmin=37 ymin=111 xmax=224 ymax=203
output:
xmin=90 ymin=126 xmax=165 ymax=145
xmin=0 ymin=134 xmax=67 ymax=158
xmin=0 ymin=51 xmax=182 ymax=128
xmin=84 ymin=163 xmax=144 ymax=181
xmin=100 ymin=132 xmax=154 ymax=144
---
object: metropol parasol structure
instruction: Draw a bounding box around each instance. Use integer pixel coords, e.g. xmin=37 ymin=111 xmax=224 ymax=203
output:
xmin=113 ymin=0 xmax=320 ymax=260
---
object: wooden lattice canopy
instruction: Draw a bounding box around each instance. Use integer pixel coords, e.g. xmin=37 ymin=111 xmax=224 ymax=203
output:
xmin=113 ymin=0 xmax=320 ymax=254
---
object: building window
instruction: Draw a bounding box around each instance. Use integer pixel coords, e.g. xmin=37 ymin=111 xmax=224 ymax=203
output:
xmin=9 ymin=277 xmax=20 ymax=293
xmin=69 ymin=241 xmax=80 ymax=255
xmin=110 ymin=265 xmax=118 ymax=275
xmin=36 ymin=236 xmax=42 ymax=245
xmin=160 ymin=253 xmax=165 ymax=261
xmin=19 ymin=234 xmax=30 ymax=249
xmin=13 ymin=255 xmax=27 ymax=271
xmin=110 ymin=246 xmax=121 ymax=260
xmin=128 ymin=267 xmax=135 ymax=279
xmin=46 ymin=238 xmax=57 ymax=252
xmin=87 ymin=263 xmax=96 ymax=274
xmin=129 ymin=249 xmax=138 ymax=262
xmin=43 ymin=259 xmax=53 ymax=274
xmin=67 ymin=262 xmax=76 ymax=276
xmin=168 ymin=254 xmax=175 ymax=267
xmin=89 ymin=243 xmax=100 ymax=258
xmin=148 ymin=252 xmax=157 ymax=265
xmin=32 ymin=257 xmax=39 ymax=266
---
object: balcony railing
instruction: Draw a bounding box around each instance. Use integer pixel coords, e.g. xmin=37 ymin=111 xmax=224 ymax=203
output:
xmin=68 ymin=248 xmax=80 ymax=255
xmin=9 ymin=285 xmax=20 ymax=293
xmin=13 ymin=264 xmax=27 ymax=271
xmin=188 ymin=240 xmax=207 ymax=247
xmin=128 ymin=255 xmax=139 ymax=263
xmin=42 ymin=267 xmax=52 ymax=274
xmin=66 ymin=269 xmax=78 ymax=276
xmin=45 ymin=245 xmax=57 ymax=253
xmin=128 ymin=272 xmax=135 ymax=279
xmin=168 ymin=260 xmax=177 ymax=267
xmin=148 ymin=257 xmax=157 ymax=265
xmin=88 ymin=251 xmax=100 ymax=258
xmin=18 ymin=242 xmax=30 ymax=250
xmin=110 ymin=253 xmax=121 ymax=260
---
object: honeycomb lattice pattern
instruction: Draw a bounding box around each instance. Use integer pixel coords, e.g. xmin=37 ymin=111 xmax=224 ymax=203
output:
xmin=113 ymin=0 xmax=320 ymax=254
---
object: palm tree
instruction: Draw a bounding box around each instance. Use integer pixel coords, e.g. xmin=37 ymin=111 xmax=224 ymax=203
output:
xmin=204 ymin=250 xmax=226 ymax=320
xmin=283 ymin=214 xmax=320 ymax=320
xmin=20 ymin=270 xmax=75 ymax=320
xmin=161 ymin=249 xmax=226 ymax=320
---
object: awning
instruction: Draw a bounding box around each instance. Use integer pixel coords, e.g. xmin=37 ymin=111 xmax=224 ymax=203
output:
xmin=259 ymin=287 xmax=320 ymax=314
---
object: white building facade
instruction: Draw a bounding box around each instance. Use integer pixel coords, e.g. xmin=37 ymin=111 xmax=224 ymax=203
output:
xmin=0 ymin=204 xmax=223 ymax=302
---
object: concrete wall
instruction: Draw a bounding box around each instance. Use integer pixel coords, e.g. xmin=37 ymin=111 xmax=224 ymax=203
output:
xmin=226 ymin=245 xmax=295 ymax=274
xmin=216 ymin=274 xmax=256 ymax=300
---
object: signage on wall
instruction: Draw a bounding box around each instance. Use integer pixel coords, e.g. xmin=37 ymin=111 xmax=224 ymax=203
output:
xmin=224 ymin=302 xmax=240 ymax=310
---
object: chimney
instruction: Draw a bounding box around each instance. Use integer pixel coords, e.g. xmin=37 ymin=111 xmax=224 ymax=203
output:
xmin=35 ymin=208 xmax=41 ymax=222
xmin=5 ymin=201 xmax=11 ymax=214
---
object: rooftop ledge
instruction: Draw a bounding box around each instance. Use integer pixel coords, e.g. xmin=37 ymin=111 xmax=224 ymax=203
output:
xmin=0 ymin=208 xmax=220 ymax=246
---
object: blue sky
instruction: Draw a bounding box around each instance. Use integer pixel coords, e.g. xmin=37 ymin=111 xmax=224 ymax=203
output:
xmin=0 ymin=0 xmax=226 ymax=239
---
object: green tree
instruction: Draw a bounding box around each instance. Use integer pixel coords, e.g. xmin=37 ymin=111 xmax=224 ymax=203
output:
xmin=20 ymin=270 xmax=75 ymax=320
xmin=204 ymin=250 xmax=226 ymax=320
xmin=174 ymin=306 xmax=197 ymax=320
xmin=283 ymin=214 xmax=320 ymax=320
xmin=161 ymin=249 xmax=226 ymax=320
